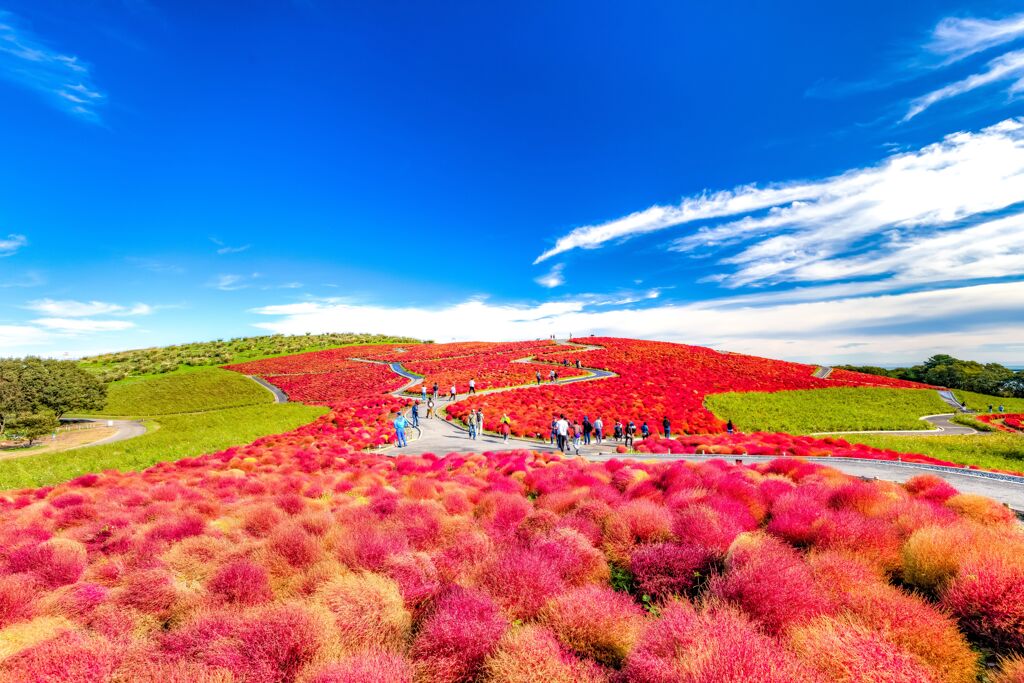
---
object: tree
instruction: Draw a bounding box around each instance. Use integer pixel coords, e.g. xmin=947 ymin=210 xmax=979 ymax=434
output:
xmin=6 ymin=411 xmax=59 ymax=446
xmin=0 ymin=362 xmax=28 ymax=436
xmin=9 ymin=358 xmax=107 ymax=418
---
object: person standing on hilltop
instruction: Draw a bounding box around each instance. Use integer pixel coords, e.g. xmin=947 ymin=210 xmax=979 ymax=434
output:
xmin=393 ymin=412 xmax=408 ymax=448
xmin=421 ymin=384 xmax=427 ymax=402
xmin=726 ymin=419 xmax=734 ymax=434
xmin=432 ymin=382 xmax=439 ymax=401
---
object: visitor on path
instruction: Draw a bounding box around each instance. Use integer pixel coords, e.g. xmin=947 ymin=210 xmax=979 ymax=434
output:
xmin=625 ymin=420 xmax=636 ymax=447
xmin=426 ymin=397 xmax=435 ymax=419
xmin=641 ymin=421 xmax=650 ymax=439
xmin=500 ymin=413 xmax=512 ymax=442
xmin=411 ymin=402 xmax=419 ymax=428
xmin=553 ymin=370 xmax=559 ymax=381
xmin=536 ymin=370 xmax=542 ymax=385
xmin=421 ymin=385 xmax=427 ymax=401
xmin=449 ymin=385 xmax=457 ymax=401
xmin=726 ymin=419 xmax=734 ymax=434
xmin=999 ymin=404 xmax=1005 ymax=413
xmin=468 ymin=414 xmax=477 ymax=439
xmin=594 ymin=417 xmax=603 ymax=444
xmin=475 ymin=409 xmax=484 ymax=438
xmin=582 ymin=416 xmax=593 ymax=445
xmin=614 ymin=420 xmax=623 ymax=442
xmin=549 ymin=369 xmax=556 ymax=382
xmin=432 ymin=382 xmax=439 ymax=401
xmin=989 ymin=404 xmax=994 ymax=413
xmin=571 ymin=420 xmax=582 ymax=455
xmin=550 ymin=416 xmax=558 ymax=446
xmin=662 ymin=416 xmax=671 ymax=439
xmin=556 ymin=414 xmax=569 ymax=452
xmin=575 ymin=359 xmax=581 ymax=369
xmin=469 ymin=378 xmax=476 ymax=395
xmin=393 ymin=413 xmax=408 ymax=448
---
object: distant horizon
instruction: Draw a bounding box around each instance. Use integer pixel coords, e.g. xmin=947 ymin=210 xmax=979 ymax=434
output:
xmin=2 ymin=2 xmax=1022 ymax=365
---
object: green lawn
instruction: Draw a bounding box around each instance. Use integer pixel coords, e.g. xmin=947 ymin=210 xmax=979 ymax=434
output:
xmin=0 ymin=402 xmax=326 ymax=490
xmin=845 ymin=432 xmax=1024 ymax=474
xmin=89 ymin=366 xmax=273 ymax=416
xmin=705 ymin=387 xmax=951 ymax=434
xmin=948 ymin=390 xmax=1024 ymax=414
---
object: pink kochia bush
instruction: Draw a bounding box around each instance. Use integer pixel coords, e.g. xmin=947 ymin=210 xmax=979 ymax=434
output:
xmin=1 ymin=403 xmax=1022 ymax=680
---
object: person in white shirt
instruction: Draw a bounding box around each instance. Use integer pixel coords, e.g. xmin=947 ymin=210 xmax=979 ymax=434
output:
xmin=555 ymin=414 xmax=570 ymax=452
xmin=469 ymin=378 xmax=476 ymax=394
xmin=449 ymin=384 xmax=457 ymax=401
xmin=593 ymin=417 xmax=604 ymax=444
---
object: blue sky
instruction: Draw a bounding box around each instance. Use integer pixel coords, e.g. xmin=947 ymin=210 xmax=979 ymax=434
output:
xmin=2 ymin=0 xmax=1024 ymax=364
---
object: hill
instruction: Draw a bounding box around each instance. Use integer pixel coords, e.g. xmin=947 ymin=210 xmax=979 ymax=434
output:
xmin=79 ymin=332 xmax=423 ymax=381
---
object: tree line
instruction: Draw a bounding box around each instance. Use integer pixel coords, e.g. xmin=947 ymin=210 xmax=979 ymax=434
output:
xmin=0 ymin=358 xmax=107 ymax=445
xmin=838 ymin=354 xmax=1024 ymax=398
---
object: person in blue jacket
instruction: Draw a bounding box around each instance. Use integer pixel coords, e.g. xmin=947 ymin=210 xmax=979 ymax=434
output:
xmin=410 ymin=401 xmax=419 ymax=428
xmin=393 ymin=412 xmax=408 ymax=447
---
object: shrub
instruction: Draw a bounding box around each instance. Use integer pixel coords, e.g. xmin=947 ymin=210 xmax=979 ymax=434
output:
xmin=207 ymin=559 xmax=273 ymax=606
xmin=316 ymin=572 xmax=411 ymax=653
xmin=540 ymin=584 xmax=646 ymax=666
xmin=482 ymin=625 xmax=607 ymax=683
xmin=942 ymin=553 xmax=1024 ymax=653
xmin=630 ymin=543 xmax=713 ymax=600
xmin=991 ymin=655 xmax=1024 ymax=683
xmin=945 ymin=494 xmax=1017 ymax=527
xmin=410 ymin=586 xmax=508 ymax=682
xmin=303 ymin=650 xmax=413 ymax=683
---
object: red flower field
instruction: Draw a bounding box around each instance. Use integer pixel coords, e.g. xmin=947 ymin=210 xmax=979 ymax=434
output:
xmin=978 ymin=413 xmax=1024 ymax=433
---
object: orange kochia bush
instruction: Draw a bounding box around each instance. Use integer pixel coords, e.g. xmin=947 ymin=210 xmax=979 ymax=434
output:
xmin=1 ymin=439 xmax=1020 ymax=681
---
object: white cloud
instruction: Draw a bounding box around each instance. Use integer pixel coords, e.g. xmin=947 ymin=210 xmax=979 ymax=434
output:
xmin=0 ymin=324 xmax=52 ymax=350
xmin=0 ymin=11 xmax=105 ymax=121
xmin=209 ymin=274 xmax=253 ymax=291
xmin=0 ymin=233 xmax=27 ymax=256
xmin=538 ymin=119 xmax=1024 ymax=290
xmin=210 ymin=237 xmax=251 ymax=255
xmin=904 ymin=49 xmax=1024 ymax=120
xmin=535 ymin=263 xmax=565 ymax=288
xmin=31 ymin=318 xmax=135 ymax=333
xmin=249 ymin=281 xmax=1024 ymax=365
xmin=25 ymin=299 xmax=152 ymax=317
xmin=927 ymin=13 xmax=1024 ymax=63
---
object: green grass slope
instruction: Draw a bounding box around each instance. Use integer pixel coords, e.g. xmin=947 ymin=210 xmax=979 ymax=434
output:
xmin=846 ymin=432 xmax=1024 ymax=474
xmin=92 ymin=367 xmax=273 ymax=416
xmin=949 ymin=390 xmax=1024 ymax=413
xmin=0 ymin=402 xmax=326 ymax=489
xmin=80 ymin=332 xmax=422 ymax=381
xmin=705 ymin=387 xmax=951 ymax=434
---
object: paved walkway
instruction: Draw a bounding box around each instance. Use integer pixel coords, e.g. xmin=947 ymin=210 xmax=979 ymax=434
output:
xmin=79 ymin=419 xmax=147 ymax=448
xmin=248 ymin=375 xmax=289 ymax=403
xmin=362 ymin=346 xmax=1024 ymax=513
xmin=810 ymin=411 xmax=983 ymax=437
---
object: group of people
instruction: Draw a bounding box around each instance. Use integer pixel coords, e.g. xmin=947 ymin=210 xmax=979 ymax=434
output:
xmin=420 ymin=379 xmax=477 ymax=404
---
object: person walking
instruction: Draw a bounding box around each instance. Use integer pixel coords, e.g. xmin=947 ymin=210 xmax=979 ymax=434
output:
xmin=625 ymin=420 xmax=636 ymax=447
xmin=575 ymin=359 xmax=581 ymax=369
xmin=549 ymin=369 xmax=556 ymax=382
xmin=641 ymin=421 xmax=650 ymax=440
xmin=556 ymin=414 xmax=569 ymax=452
xmin=571 ymin=420 xmax=582 ymax=455
xmin=432 ymin=382 xmax=439 ymax=401
xmin=726 ymin=419 xmax=734 ymax=434
xmin=553 ymin=370 xmax=559 ymax=382
xmin=550 ymin=416 xmax=558 ymax=446
xmin=467 ymin=413 xmax=477 ymax=439
xmin=449 ymin=384 xmax=457 ymax=401
xmin=614 ymin=420 xmax=623 ymax=442
xmin=536 ymin=370 xmax=542 ymax=385
xmin=594 ymin=417 xmax=603 ymax=444
xmin=426 ymin=396 xmax=435 ymax=419
xmin=393 ymin=412 xmax=408 ymax=448
xmin=475 ymin=409 xmax=484 ymax=439
xmin=421 ymin=384 xmax=427 ymax=402
xmin=662 ymin=416 xmax=671 ymax=439
xmin=411 ymin=402 xmax=420 ymax=428
xmin=500 ymin=413 xmax=512 ymax=442
xmin=468 ymin=378 xmax=476 ymax=395
xmin=582 ymin=416 xmax=593 ymax=445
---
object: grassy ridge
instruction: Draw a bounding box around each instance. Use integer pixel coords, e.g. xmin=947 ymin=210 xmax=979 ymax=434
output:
xmin=80 ymin=333 xmax=422 ymax=381
xmin=92 ymin=367 xmax=273 ymax=416
xmin=705 ymin=387 xmax=951 ymax=434
xmin=846 ymin=432 xmax=1024 ymax=474
xmin=0 ymin=403 xmax=325 ymax=490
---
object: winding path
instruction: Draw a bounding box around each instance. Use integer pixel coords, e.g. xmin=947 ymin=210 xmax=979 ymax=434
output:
xmin=358 ymin=343 xmax=1024 ymax=513
xmin=76 ymin=419 xmax=147 ymax=448
xmin=247 ymin=375 xmax=289 ymax=403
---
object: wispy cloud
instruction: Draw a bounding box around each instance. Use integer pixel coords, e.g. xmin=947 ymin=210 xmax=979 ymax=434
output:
xmin=539 ymin=118 xmax=1024 ymax=291
xmin=25 ymin=299 xmax=152 ymax=317
xmin=249 ymin=280 xmax=1024 ymax=365
xmin=0 ymin=233 xmax=27 ymax=256
xmin=209 ymin=273 xmax=261 ymax=291
xmin=927 ymin=13 xmax=1024 ymax=63
xmin=535 ymin=263 xmax=565 ymax=288
xmin=0 ymin=11 xmax=105 ymax=121
xmin=0 ymin=270 xmax=44 ymax=288
xmin=210 ymin=237 xmax=251 ymax=255
xmin=127 ymin=257 xmax=184 ymax=274
xmin=905 ymin=49 xmax=1024 ymax=121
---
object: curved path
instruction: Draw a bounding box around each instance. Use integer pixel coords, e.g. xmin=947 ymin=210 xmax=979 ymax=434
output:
xmin=357 ymin=345 xmax=1024 ymax=514
xmin=78 ymin=419 xmax=147 ymax=448
xmin=247 ymin=375 xmax=289 ymax=403
xmin=810 ymin=411 xmax=983 ymax=437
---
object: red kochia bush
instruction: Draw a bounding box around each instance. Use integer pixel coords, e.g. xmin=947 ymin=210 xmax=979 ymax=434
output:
xmin=410 ymin=586 xmax=508 ymax=682
xmin=207 ymin=559 xmax=273 ymax=606
xmin=305 ymin=650 xmax=414 ymax=683
xmin=942 ymin=554 xmax=1024 ymax=653
xmin=539 ymin=583 xmax=646 ymax=666
xmin=630 ymin=542 xmax=713 ymax=600
xmin=624 ymin=600 xmax=813 ymax=683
